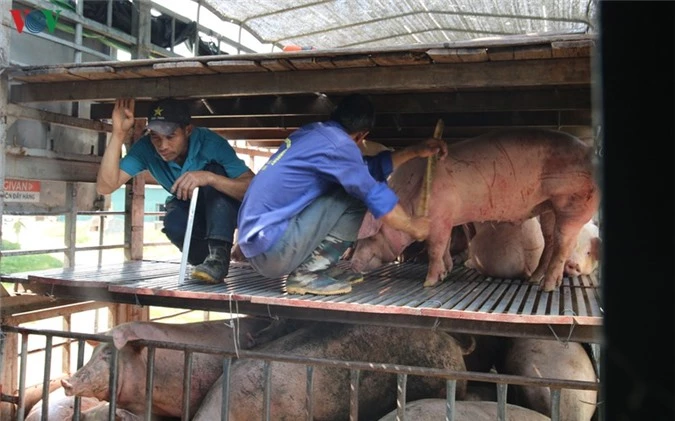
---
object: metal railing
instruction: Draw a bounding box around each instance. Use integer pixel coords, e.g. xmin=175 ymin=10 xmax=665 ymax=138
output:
xmin=0 ymin=325 xmax=600 ymax=421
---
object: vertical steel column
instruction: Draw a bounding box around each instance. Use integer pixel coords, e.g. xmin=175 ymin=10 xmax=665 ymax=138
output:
xmin=0 ymin=1 xmax=10 ymax=271
xmin=181 ymin=351 xmax=194 ymax=420
xmin=305 ymin=366 xmax=314 ymax=421
xmin=144 ymin=347 xmax=156 ymax=421
xmin=262 ymin=361 xmax=271 ymax=421
xmin=15 ymin=334 xmax=28 ymax=421
xmin=108 ymin=347 xmax=119 ymax=420
xmin=72 ymin=339 xmax=86 ymax=421
xmin=497 ymin=383 xmax=508 ymax=421
xmin=74 ymin=0 xmax=83 ymax=62
xmin=221 ymin=357 xmax=232 ymax=421
xmin=349 ymin=369 xmax=360 ymax=421
xmin=396 ymin=373 xmax=407 ymax=420
xmin=550 ymin=388 xmax=562 ymax=421
xmin=64 ymin=183 xmax=78 ymax=268
xmin=445 ymin=379 xmax=457 ymax=421
xmin=40 ymin=335 xmax=53 ymax=421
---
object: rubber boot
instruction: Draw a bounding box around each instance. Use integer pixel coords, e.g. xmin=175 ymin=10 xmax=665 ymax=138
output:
xmin=286 ymin=235 xmax=355 ymax=295
xmin=191 ymin=240 xmax=232 ymax=283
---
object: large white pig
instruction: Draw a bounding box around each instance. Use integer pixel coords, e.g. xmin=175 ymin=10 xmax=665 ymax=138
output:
xmin=193 ymin=322 xmax=469 ymax=421
xmin=564 ymin=220 xmax=601 ymax=276
xmin=377 ymin=399 xmax=551 ymax=421
xmin=351 ymin=129 xmax=600 ymax=291
xmin=496 ymin=338 xmax=598 ymax=421
xmin=24 ymin=388 xmax=106 ymax=421
xmin=463 ymin=218 xmax=600 ymax=279
xmin=61 ymin=317 xmax=289 ymax=418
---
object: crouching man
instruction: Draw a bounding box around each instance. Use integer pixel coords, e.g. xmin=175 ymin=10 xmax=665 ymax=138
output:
xmin=96 ymin=98 xmax=254 ymax=283
xmin=237 ymin=94 xmax=446 ymax=295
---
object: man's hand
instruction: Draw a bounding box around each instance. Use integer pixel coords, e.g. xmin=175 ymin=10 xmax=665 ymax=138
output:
xmin=380 ymin=204 xmax=430 ymax=242
xmin=112 ymin=98 xmax=136 ymax=135
xmin=171 ymin=171 xmax=214 ymax=200
xmin=408 ymin=216 xmax=431 ymax=241
xmin=412 ymin=137 xmax=448 ymax=160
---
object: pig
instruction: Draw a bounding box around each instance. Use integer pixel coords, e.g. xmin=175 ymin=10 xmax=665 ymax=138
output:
xmin=61 ymin=317 xmax=290 ymax=419
xmin=564 ymin=220 xmax=601 ymax=276
xmin=351 ymin=129 xmax=600 ymax=291
xmin=463 ymin=218 xmax=600 ymax=279
xmin=378 ymin=399 xmax=551 ymax=421
xmin=496 ymin=338 xmax=598 ymax=421
xmin=464 ymin=218 xmax=545 ymax=279
xmin=24 ymin=388 xmax=106 ymax=421
xmin=193 ymin=322 xmax=469 ymax=421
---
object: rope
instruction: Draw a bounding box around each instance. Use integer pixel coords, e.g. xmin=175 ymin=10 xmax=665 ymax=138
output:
xmin=225 ymin=293 xmax=240 ymax=358
xmin=416 ymin=119 xmax=445 ymax=217
xmin=547 ymin=308 xmax=578 ymax=347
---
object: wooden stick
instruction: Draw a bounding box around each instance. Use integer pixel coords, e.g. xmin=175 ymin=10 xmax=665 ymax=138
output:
xmin=417 ymin=118 xmax=445 ymax=216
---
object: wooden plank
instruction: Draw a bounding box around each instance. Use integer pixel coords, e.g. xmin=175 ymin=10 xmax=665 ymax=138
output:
xmin=487 ymin=47 xmax=514 ymax=61
xmin=552 ymin=40 xmax=594 ymax=58
xmin=10 ymin=67 xmax=87 ymax=83
xmin=535 ymin=291 xmax=550 ymax=315
xmin=207 ymin=59 xmax=267 ymax=73
xmin=427 ymin=48 xmax=488 ymax=63
xmin=68 ymin=66 xmax=117 ymax=80
xmin=115 ymin=66 xmax=170 ymax=78
xmin=153 ymin=61 xmax=217 ymax=76
xmin=370 ymin=52 xmax=432 ymax=66
xmin=503 ymin=281 xmax=529 ymax=314
xmin=572 ymin=276 xmax=589 ymax=317
xmin=11 ymin=58 xmax=592 ymax=103
xmin=328 ymin=55 xmax=378 ymax=68
xmin=462 ymin=280 xmax=502 ymax=312
xmin=494 ymin=282 xmax=521 ymax=314
xmin=258 ymin=59 xmax=295 ymax=72
xmin=285 ymin=57 xmax=331 ymax=70
xmin=476 ymin=281 xmax=510 ymax=313
xmin=514 ymin=45 xmax=553 ymax=60
xmin=520 ymin=285 xmax=541 ymax=315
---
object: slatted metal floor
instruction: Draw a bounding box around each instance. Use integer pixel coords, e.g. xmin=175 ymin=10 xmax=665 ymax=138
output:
xmin=2 ymin=259 xmax=603 ymax=343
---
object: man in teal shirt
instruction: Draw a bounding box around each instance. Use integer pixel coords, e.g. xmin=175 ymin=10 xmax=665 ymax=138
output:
xmin=96 ymin=98 xmax=254 ymax=283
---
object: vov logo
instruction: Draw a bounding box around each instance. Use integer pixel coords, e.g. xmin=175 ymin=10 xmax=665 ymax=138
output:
xmin=10 ymin=8 xmax=62 ymax=34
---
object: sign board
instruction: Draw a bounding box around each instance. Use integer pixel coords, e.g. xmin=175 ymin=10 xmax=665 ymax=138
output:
xmin=4 ymin=179 xmax=41 ymax=203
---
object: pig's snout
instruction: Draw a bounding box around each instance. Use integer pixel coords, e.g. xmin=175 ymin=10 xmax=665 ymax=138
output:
xmin=61 ymin=378 xmax=74 ymax=396
xmin=564 ymin=261 xmax=581 ymax=276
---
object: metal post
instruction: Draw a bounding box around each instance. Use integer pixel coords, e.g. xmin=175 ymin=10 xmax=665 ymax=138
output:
xmin=262 ymin=361 xmax=271 ymax=421
xmin=64 ymin=183 xmax=78 ymax=268
xmin=72 ymin=339 xmax=86 ymax=421
xmin=0 ymin=3 xmax=10 ymax=268
xmin=221 ymin=357 xmax=232 ymax=421
xmin=74 ymin=0 xmax=83 ymax=63
xmin=144 ymin=347 xmax=156 ymax=421
xmin=305 ymin=366 xmax=314 ymax=421
xmin=16 ymin=334 xmax=28 ymax=421
xmin=182 ymin=351 xmax=194 ymax=420
xmin=349 ymin=369 xmax=360 ymax=421
xmin=193 ymin=0 xmax=202 ymax=57
xmin=396 ymin=373 xmax=407 ymax=421
xmin=445 ymin=379 xmax=456 ymax=421
xmin=496 ymin=383 xmax=508 ymax=421
xmin=40 ymin=335 xmax=53 ymax=421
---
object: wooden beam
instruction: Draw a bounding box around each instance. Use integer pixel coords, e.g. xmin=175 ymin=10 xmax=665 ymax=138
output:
xmin=6 ymin=104 xmax=111 ymax=132
xmin=5 ymin=154 xmax=99 ymax=182
xmin=10 ymin=58 xmax=591 ymax=103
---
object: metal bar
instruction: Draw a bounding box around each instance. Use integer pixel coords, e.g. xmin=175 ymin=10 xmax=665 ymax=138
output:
xmin=349 ymin=369 xmax=360 ymax=421
xmin=144 ymin=347 xmax=156 ymax=421
xmin=16 ymin=29 xmax=114 ymax=60
xmin=106 ymin=0 xmax=113 ymax=27
xmin=550 ymin=388 xmax=561 ymax=421
xmin=221 ymin=357 xmax=232 ymax=421
xmin=108 ymin=346 xmax=119 ymax=419
xmin=16 ymin=333 xmax=28 ymax=421
xmin=396 ymin=373 xmax=407 ymax=420
xmin=178 ymin=187 xmax=199 ymax=284
xmin=40 ymin=335 xmax=53 ymax=421
xmin=74 ymin=0 xmax=84 ymax=63
xmin=445 ymin=379 xmax=456 ymax=421
xmin=182 ymin=351 xmax=194 ymax=420
xmin=262 ymin=360 xmax=271 ymax=421
xmin=497 ymin=383 xmax=508 ymax=421
xmin=98 ymin=215 xmax=105 ymax=265
xmin=72 ymin=339 xmax=86 ymax=421
xmin=193 ymin=0 xmax=201 ymax=57
xmin=305 ymin=366 xmax=314 ymax=421
xmin=64 ymin=183 xmax=78 ymax=268
xmin=171 ymin=17 xmax=175 ymax=53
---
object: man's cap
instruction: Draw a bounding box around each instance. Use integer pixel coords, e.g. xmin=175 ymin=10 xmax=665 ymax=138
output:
xmin=146 ymin=99 xmax=191 ymax=135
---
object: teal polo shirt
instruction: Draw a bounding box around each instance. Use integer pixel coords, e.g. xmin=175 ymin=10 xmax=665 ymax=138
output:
xmin=119 ymin=127 xmax=249 ymax=194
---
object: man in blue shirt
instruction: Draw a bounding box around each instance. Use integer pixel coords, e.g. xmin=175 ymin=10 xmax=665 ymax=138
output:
xmin=96 ymin=98 xmax=254 ymax=283
xmin=237 ymin=94 xmax=447 ymax=295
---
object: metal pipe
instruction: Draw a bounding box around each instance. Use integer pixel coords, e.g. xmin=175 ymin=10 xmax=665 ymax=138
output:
xmin=349 ymin=369 xmax=360 ymax=421
xmin=182 ymin=351 xmax=194 ymax=420
xmin=72 ymin=339 xmax=86 ymax=421
xmin=396 ymin=373 xmax=407 ymax=420
xmin=497 ymin=383 xmax=508 ymax=421
xmin=108 ymin=346 xmax=119 ymax=420
xmin=262 ymin=361 xmax=271 ymax=421
xmin=16 ymin=333 xmax=29 ymax=421
xmin=550 ymin=388 xmax=562 ymax=421
xmin=305 ymin=366 xmax=314 ymax=421
xmin=40 ymin=335 xmax=53 ymax=421
xmin=445 ymin=379 xmax=456 ymax=421
xmin=221 ymin=357 xmax=232 ymax=421
xmin=144 ymin=347 xmax=156 ymax=421
xmin=98 ymin=215 xmax=105 ymax=266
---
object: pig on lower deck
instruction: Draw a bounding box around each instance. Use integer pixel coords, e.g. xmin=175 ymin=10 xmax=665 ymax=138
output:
xmin=351 ymin=129 xmax=600 ymax=291
xmin=61 ymin=317 xmax=289 ymax=418
xmin=496 ymin=338 xmax=598 ymax=421
xmin=193 ymin=322 xmax=469 ymax=421
xmin=377 ymin=399 xmax=551 ymax=421
xmin=24 ymin=388 xmax=106 ymax=421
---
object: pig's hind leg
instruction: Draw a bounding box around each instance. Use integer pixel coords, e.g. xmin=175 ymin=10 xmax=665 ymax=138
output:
xmin=424 ymin=223 xmax=454 ymax=287
xmin=528 ymin=211 xmax=556 ymax=286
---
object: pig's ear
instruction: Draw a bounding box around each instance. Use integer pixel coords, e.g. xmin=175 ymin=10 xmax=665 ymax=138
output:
xmin=357 ymin=212 xmax=383 ymax=239
xmin=590 ymin=237 xmax=602 ymax=260
xmin=85 ymin=339 xmax=101 ymax=348
xmin=112 ymin=328 xmax=140 ymax=350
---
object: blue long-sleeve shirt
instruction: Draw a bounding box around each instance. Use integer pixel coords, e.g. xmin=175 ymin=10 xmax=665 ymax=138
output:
xmin=237 ymin=121 xmax=398 ymax=258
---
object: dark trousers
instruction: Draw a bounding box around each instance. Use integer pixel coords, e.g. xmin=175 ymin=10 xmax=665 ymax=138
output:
xmin=162 ymin=163 xmax=240 ymax=265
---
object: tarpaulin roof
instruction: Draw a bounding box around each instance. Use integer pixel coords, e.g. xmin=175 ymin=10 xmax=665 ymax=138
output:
xmin=203 ymin=0 xmax=597 ymax=49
